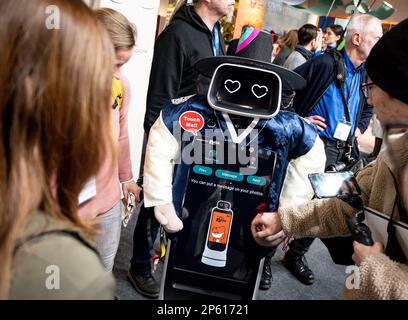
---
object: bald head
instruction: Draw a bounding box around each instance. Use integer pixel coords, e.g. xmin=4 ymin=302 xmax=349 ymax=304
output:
xmin=345 ymin=14 xmax=383 ymax=66
xmin=346 ymin=14 xmax=381 ymax=41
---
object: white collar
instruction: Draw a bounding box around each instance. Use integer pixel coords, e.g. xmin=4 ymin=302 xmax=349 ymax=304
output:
xmin=222 ymin=113 xmax=259 ymax=144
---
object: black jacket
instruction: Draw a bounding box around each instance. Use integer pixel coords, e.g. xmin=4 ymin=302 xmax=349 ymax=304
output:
xmin=144 ymin=5 xmax=226 ymax=133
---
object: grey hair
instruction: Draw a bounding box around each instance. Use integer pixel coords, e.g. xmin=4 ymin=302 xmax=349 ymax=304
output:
xmin=345 ymin=14 xmax=381 ymax=43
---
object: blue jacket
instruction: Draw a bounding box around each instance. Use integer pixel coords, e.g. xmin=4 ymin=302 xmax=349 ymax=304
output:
xmin=291 ymin=50 xmax=373 ymax=135
xmin=160 ymin=95 xmax=318 ymax=215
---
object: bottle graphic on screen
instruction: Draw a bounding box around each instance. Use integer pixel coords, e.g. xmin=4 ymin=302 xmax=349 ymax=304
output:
xmin=201 ymin=200 xmax=233 ymax=267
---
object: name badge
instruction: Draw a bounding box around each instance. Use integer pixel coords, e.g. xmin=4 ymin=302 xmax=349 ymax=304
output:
xmin=333 ymin=121 xmax=351 ymax=141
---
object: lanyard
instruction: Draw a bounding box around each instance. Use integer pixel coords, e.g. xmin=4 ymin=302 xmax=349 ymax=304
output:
xmin=343 ymin=71 xmax=359 ymax=111
xmin=339 ymin=61 xmax=361 ymax=127
xmin=212 ymin=25 xmax=220 ymax=56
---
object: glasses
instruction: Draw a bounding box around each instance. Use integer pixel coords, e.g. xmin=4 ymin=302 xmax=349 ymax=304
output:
xmin=361 ymin=82 xmax=375 ymax=98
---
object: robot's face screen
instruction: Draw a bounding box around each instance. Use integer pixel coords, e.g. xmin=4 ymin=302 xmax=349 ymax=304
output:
xmin=210 ymin=64 xmax=281 ymax=116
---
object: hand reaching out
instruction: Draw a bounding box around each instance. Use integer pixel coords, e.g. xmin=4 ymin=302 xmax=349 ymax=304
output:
xmin=305 ymin=115 xmax=327 ymax=131
xmin=352 ymin=241 xmax=384 ymax=266
xmin=251 ymin=212 xmax=285 ymax=247
xmin=122 ymin=180 xmax=142 ymax=205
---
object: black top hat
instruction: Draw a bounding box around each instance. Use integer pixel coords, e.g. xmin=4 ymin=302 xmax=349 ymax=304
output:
xmin=195 ymin=26 xmax=306 ymax=92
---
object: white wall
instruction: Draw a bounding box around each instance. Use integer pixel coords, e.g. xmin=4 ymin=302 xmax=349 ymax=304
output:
xmin=263 ymin=1 xmax=314 ymax=33
xmin=98 ymin=0 xmax=159 ymax=178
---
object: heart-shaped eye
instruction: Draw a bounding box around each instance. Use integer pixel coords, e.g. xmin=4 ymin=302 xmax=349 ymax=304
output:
xmin=251 ymin=84 xmax=268 ymax=99
xmin=224 ymin=79 xmax=241 ymax=94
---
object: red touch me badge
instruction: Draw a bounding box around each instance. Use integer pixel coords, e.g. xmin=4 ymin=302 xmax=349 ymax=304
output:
xmin=179 ymin=111 xmax=204 ymax=135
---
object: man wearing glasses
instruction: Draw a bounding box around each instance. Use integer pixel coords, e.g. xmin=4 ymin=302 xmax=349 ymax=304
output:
xmin=251 ymin=18 xmax=408 ymax=300
xmin=293 ymin=14 xmax=382 ymax=169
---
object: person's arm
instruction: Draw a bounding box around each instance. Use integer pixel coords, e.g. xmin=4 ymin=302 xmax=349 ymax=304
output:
xmin=280 ymin=159 xmax=375 ymax=237
xmin=252 ymin=192 xmax=357 ymax=245
xmin=358 ymin=252 xmax=408 ymax=299
xmin=251 ymin=194 xmax=357 ymax=246
xmin=118 ymin=76 xmax=132 ymax=182
xmin=117 ymin=76 xmax=141 ymax=202
xmin=291 ymin=55 xmax=332 ymax=117
xmin=253 ymin=156 xmax=376 ymax=244
xmin=144 ymin=32 xmax=185 ymax=133
xmin=279 ymin=197 xmax=353 ymax=238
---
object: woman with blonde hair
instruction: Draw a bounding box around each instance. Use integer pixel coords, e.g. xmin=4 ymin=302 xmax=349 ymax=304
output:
xmin=0 ymin=0 xmax=116 ymax=299
xmin=77 ymin=8 xmax=141 ymax=272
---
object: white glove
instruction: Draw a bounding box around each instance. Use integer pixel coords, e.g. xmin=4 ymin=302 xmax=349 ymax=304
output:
xmin=154 ymin=203 xmax=183 ymax=233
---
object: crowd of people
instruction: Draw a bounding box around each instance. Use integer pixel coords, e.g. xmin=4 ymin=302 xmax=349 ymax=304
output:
xmin=252 ymin=18 xmax=408 ymax=299
xmin=1 ymin=0 xmax=407 ymax=301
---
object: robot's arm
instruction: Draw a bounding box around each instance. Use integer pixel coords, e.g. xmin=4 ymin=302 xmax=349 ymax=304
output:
xmin=279 ymin=136 xmax=326 ymax=208
xmin=144 ymin=113 xmax=179 ymax=207
xmin=144 ymin=113 xmax=183 ymax=233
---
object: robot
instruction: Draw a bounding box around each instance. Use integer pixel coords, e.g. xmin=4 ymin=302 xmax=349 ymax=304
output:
xmin=143 ymin=29 xmax=325 ymax=299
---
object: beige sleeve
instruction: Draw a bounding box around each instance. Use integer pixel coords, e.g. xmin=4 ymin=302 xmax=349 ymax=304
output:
xmin=279 ymin=136 xmax=326 ymax=208
xmin=279 ymin=197 xmax=356 ymax=239
xmin=143 ymin=113 xmax=180 ymax=207
xmin=359 ymin=253 xmax=408 ymax=299
xmin=279 ymin=154 xmax=378 ymax=238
